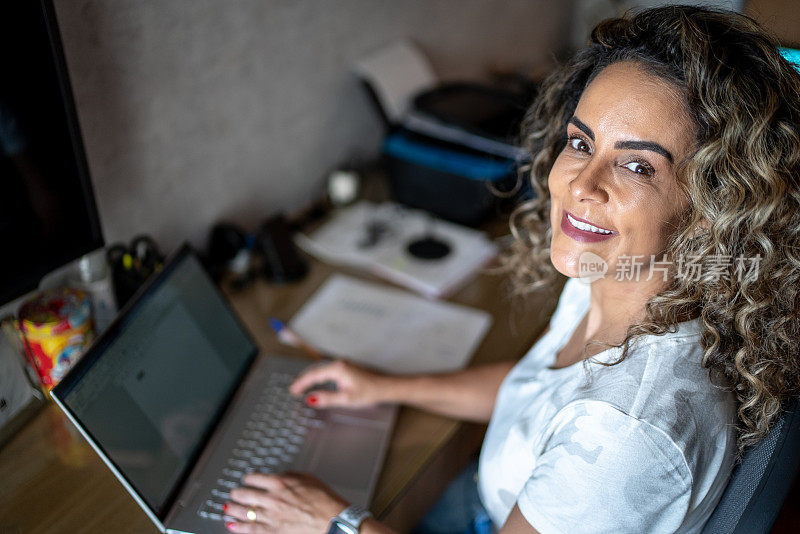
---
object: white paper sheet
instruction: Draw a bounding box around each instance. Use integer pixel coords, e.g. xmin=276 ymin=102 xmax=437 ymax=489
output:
xmin=288 ymin=274 xmax=492 ymax=374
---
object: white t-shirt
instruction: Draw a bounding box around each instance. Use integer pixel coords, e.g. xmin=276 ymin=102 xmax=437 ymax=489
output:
xmin=478 ymin=277 xmax=737 ymax=533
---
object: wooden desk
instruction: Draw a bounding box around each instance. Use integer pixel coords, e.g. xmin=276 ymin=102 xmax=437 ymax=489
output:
xmin=0 ymin=250 xmax=560 ymax=534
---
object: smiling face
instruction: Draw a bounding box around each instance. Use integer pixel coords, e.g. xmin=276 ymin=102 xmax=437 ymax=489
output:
xmin=548 ymin=61 xmax=696 ymax=282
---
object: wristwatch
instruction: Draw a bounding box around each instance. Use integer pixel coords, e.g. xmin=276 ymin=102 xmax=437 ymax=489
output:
xmin=327 ymin=505 xmax=373 ymax=534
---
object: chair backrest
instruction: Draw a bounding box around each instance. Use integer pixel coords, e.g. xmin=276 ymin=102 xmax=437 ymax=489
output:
xmin=701 ymin=396 xmax=800 ymax=534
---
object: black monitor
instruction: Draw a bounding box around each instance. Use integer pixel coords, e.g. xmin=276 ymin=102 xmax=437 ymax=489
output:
xmin=0 ymin=0 xmax=104 ymax=306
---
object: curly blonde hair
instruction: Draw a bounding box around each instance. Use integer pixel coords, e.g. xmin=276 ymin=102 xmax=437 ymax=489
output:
xmin=504 ymin=5 xmax=800 ymax=451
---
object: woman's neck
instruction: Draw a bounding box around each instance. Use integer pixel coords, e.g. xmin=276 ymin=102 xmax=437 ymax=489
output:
xmin=583 ymin=276 xmax=664 ymax=345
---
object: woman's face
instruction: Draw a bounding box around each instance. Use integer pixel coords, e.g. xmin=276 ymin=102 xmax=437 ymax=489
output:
xmin=548 ymin=61 xmax=696 ymax=282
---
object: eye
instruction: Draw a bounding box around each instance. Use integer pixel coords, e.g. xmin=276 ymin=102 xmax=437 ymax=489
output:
xmin=566 ymin=136 xmax=591 ymax=153
xmin=621 ymin=160 xmax=655 ymax=176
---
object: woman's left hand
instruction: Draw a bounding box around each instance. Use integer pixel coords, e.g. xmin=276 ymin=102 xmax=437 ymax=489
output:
xmin=224 ymin=472 xmax=349 ymax=533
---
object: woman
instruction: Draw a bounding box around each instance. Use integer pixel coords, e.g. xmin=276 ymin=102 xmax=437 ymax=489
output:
xmin=224 ymin=5 xmax=800 ymax=533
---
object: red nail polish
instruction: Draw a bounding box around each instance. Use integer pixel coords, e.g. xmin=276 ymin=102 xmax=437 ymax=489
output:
xmin=223 ymin=503 xmax=229 ymax=513
xmin=306 ymin=394 xmax=318 ymax=406
xmin=225 ymin=521 xmax=236 ymax=530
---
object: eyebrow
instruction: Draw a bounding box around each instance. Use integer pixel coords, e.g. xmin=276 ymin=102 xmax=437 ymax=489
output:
xmin=614 ymin=140 xmax=674 ymax=163
xmin=568 ymin=115 xmax=674 ymax=164
xmin=569 ymin=116 xmax=594 ymax=141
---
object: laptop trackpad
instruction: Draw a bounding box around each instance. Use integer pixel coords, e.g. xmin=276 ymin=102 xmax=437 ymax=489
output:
xmin=309 ymin=418 xmax=385 ymax=491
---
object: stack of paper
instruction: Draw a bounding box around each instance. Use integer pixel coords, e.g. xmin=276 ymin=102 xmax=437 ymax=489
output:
xmin=295 ymin=201 xmax=498 ymax=298
xmin=288 ymin=274 xmax=492 ymax=374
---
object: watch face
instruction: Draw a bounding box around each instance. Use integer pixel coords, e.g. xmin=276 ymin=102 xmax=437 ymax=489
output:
xmin=327 ymin=520 xmax=358 ymax=534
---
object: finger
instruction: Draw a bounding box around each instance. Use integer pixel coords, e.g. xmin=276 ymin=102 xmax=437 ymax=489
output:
xmin=289 ymin=360 xmax=345 ymax=395
xmin=225 ymin=520 xmax=270 ymax=533
xmin=229 ymin=487 xmax=271 ymax=508
xmin=224 ymin=502 xmax=268 ymax=523
xmin=288 ymin=361 xmax=343 ymax=395
xmin=305 ymin=389 xmax=350 ymax=409
xmin=242 ymin=472 xmax=294 ymax=491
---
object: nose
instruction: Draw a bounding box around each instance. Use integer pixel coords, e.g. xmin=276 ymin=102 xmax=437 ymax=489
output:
xmin=569 ymin=159 xmax=610 ymax=203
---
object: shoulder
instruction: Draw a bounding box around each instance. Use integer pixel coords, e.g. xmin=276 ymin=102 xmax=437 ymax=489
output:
xmin=568 ymin=321 xmax=736 ymax=475
xmin=519 ymin=400 xmax=694 ymax=533
xmin=541 ymin=399 xmax=691 ymax=477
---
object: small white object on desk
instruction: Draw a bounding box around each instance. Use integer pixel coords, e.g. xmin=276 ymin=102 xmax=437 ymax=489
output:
xmin=295 ymin=201 xmax=498 ymax=299
xmin=327 ymin=170 xmax=361 ymax=206
xmin=287 ymin=274 xmax=492 ymax=374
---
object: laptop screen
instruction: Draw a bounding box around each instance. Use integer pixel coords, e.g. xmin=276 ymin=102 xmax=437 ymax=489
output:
xmin=54 ymin=248 xmax=256 ymax=517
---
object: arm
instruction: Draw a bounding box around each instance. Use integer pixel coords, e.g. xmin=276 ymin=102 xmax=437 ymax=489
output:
xmin=500 ymin=505 xmax=541 ymax=534
xmin=381 ymin=360 xmax=516 ymax=422
xmin=288 ymin=325 xmax=552 ymax=423
xmin=288 ymin=359 xmax=516 ymax=423
xmin=223 ymin=476 xmax=540 ymax=534
xmin=355 ymin=518 xmax=397 ymax=534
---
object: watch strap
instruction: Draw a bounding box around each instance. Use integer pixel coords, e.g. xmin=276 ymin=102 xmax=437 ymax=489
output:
xmin=339 ymin=505 xmax=372 ymax=526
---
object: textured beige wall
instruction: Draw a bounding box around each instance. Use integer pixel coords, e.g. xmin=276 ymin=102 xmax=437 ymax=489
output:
xmin=746 ymin=0 xmax=800 ymax=44
xmin=52 ymin=0 xmax=572 ymax=251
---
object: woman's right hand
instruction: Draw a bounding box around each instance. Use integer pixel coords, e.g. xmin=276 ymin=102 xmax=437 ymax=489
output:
xmin=288 ymin=359 xmax=393 ymax=409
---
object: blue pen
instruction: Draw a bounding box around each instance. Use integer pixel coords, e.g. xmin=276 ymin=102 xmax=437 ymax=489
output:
xmin=269 ymin=318 xmax=325 ymax=361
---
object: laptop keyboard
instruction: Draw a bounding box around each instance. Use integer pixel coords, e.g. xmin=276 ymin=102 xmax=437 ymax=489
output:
xmin=197 ymin=371 xmax=325 ymax=522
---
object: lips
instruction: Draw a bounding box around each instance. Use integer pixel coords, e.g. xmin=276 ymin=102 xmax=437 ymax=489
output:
xmin=560 ymin=210 xmax=617 ymax=243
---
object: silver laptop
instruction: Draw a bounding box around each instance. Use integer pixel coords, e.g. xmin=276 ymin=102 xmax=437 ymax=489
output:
xmin=51 ymin=245 xmax=397 ymax=534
